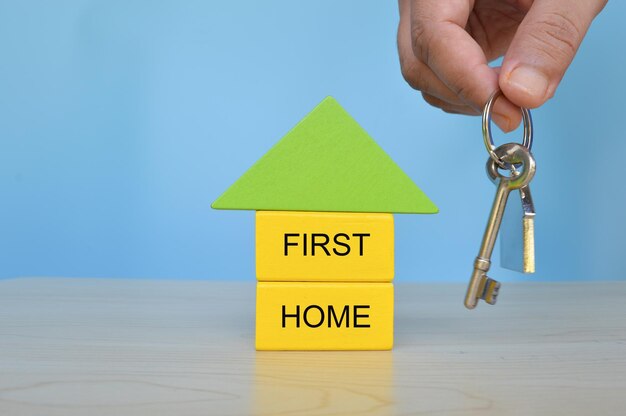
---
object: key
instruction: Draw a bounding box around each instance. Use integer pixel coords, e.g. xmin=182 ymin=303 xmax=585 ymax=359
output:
xmin=486 ymin=151 xmax=536 ymax=274
xmin=518 ymin=186 xmax=536 ymax=273
xmin=465 ymin=143 xmax=536 ymax=309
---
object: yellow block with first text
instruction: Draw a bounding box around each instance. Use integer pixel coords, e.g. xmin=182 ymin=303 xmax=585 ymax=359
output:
xmin=256 ymin=282 xmax=393 ymax=350
xmin=256 ymin=211 xmax=394 ymax=282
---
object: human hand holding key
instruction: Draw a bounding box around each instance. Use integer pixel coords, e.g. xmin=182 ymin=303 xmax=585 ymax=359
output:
xmin=397 ymin=0 xmax=607 ymax=131
xmin=396 ymin=0 xmax=608 ymax=307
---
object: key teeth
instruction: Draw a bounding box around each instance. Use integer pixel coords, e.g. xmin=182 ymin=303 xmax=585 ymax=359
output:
xmin=481 ymin=278 xmax=501 ymax=305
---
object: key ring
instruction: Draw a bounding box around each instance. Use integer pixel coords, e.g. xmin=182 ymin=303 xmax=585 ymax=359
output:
xmin=482 ymin=90 xmax=533 ymax=169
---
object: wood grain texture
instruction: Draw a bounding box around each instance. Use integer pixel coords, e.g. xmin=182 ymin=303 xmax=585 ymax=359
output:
xmin=1 ymin=278 xmax=626 ymax=415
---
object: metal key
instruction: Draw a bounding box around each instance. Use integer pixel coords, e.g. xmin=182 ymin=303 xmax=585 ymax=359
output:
xmin=501 ymin=183 xmax=536 ymax=273
xmin=487 ymin=147 xmax=536 ymax=273
xmin=519 ymin=185 xmax=536 ymax=273
xmin=464 ymin=143 xmax=536 ymax=309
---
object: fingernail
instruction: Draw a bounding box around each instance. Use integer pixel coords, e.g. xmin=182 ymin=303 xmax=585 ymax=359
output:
xmin=492 ymin=112 xmax=511 ymax=132
xmin=506 ymin=65 xmax=549 ymax=100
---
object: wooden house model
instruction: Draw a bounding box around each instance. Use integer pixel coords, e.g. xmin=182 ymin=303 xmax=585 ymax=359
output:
xmin=212 ymin=97 xmax=437 ymax=350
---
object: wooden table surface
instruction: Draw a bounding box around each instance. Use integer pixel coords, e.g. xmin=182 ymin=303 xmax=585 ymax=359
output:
xmin=1 ymin=278 xmax=625 ymax=415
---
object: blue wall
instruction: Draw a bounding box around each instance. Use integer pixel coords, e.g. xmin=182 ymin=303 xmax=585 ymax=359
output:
xmin=1 ymin=1 xmax=624 ymax=281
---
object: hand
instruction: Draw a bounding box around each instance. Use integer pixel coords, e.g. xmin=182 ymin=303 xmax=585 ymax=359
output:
xmin=397 ymin=0 xmax=607 ymax=131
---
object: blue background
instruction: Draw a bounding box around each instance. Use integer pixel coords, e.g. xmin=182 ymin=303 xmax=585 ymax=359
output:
xmin=1 ymin=1 xmax=624 ymax=281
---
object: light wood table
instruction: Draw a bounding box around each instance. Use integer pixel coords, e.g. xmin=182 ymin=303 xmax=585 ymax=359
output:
xmin=1 ymin=278 xmax=625 ymax=415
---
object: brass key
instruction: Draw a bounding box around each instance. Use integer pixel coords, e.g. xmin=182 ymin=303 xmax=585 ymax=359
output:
xmin=465 ymin=143 xmax=536 ymax=309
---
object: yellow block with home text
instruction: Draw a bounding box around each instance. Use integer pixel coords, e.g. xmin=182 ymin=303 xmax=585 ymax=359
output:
xmin=256 ymin=211 xmax=394 ymax=282
xmin=256 ymin=282 xmax=393 ymax=350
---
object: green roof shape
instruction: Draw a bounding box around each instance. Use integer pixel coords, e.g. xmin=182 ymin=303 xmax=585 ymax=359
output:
xmin=212 ymin=96 xmax=438 ymax=214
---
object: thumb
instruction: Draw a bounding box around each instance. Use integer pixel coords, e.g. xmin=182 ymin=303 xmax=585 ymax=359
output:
xmin=500 ymin=0 xmax=606 ymax=108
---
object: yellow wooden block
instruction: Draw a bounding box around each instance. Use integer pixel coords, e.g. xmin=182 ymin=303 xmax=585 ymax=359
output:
xmin=256 ymin=211 xmax=394 ymax=282
xmin=256 ymin=282 xmax=393 ymax=350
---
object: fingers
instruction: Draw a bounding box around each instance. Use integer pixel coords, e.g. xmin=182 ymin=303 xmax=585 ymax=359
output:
xmin=421 ymin=93 xmax=480 ymax=115
xmin=399 ymin=0 xmax=522 ymax=131
xmin=398 ymin=0 xmax=468 ymax=107
xmin=420 ymin=91 xmax=519 ymax=133
xmin=409 ymin=1 xmax=496 ymax=110
xmin=500 ymin=0 xmax=607 ymax=108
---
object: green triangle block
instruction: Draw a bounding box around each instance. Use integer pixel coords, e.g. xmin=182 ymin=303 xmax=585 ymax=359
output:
xmin=212 ymin=97 xmax=438 ymax=214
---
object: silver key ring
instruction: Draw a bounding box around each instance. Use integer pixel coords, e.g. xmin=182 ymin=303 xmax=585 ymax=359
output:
xmin=482 ymin=90 xmax=533 ymax=168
